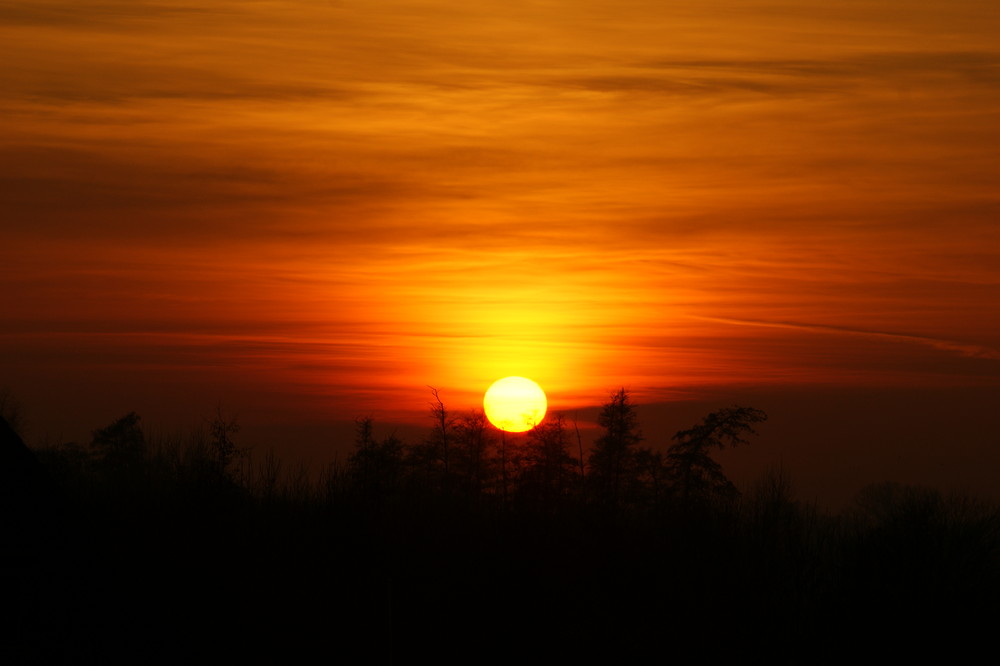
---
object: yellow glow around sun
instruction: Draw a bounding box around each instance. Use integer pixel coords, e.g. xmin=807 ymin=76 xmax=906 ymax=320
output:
xmin=483 ymin=376 xmax=547 ymax=432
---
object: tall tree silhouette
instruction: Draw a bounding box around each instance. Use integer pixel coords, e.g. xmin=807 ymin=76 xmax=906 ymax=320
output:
xmin=90 ymin=411 xmax=146 ymax=474
xmin=428 ymin=387 xmax=452 ymax=478
xmin=407 ymin=387 xmax=456 ymax=491
xmin=666 ymin=406 xmax=767 ymax=504
xmin=519 ymin=413 xmax=577 ymax=509
xmin=588 ymin=388 xmax=642 ymax=508
xmin=452 ymin=409 xmax=497 ymax=499
xmin=207 ymin=405 xmax=243 ymax=482
xmin=348 ymin=416 xmax=404 ymax=505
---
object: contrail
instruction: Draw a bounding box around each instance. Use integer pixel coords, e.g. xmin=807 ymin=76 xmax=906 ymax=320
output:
xmin=693 ymin=316 xmax=1000 ymax=361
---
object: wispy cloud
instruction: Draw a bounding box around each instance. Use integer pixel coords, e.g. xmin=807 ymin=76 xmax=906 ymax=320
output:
xmin=2 ymin=0 xmax=999 ymax=428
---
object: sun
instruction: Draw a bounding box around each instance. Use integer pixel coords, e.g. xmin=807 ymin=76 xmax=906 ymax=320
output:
xmin=483 ymin=376 xmax=547 ymax=432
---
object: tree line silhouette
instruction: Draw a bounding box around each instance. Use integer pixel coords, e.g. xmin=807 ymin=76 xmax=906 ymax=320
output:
xmin=4 ymin=388 xmax=999 ymax=664
xmin=345 ymin=387 xmax=768 ymax=517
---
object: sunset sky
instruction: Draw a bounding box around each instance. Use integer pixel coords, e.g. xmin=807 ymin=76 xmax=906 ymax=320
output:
xmin=3 ymin=0 xmax=998 ymax=505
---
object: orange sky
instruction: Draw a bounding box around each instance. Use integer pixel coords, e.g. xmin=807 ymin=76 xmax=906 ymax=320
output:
xmin=2 ymin=1 xmax=999 ymax=502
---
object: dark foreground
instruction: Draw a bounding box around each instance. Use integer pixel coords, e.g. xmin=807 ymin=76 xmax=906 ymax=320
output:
xmin=8 ymin=467 xmax=1000 ymax=664
xmin=4 ymin=406 xmax=1000 ymax=664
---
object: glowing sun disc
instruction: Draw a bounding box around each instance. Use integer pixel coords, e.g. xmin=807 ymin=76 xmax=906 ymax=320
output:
xmin=483 ymin=376 xmax=547 ymax=432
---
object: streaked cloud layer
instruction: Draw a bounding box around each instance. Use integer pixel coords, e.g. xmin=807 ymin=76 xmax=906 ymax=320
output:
xmin=3 ymin=0 xmax=998 ymax=440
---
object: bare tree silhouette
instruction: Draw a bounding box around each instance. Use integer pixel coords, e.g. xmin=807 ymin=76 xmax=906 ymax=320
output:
xmin=207 ymin=405 xmax=244 ymax=482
